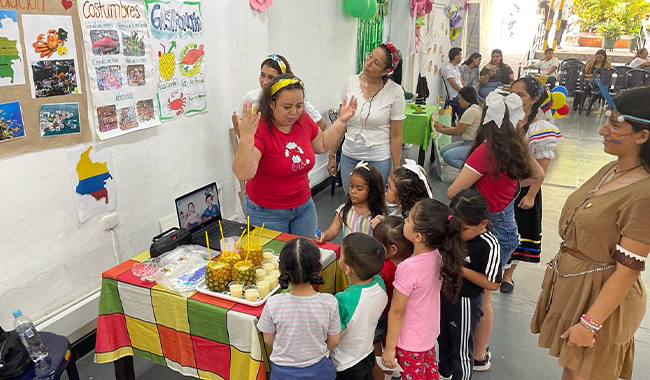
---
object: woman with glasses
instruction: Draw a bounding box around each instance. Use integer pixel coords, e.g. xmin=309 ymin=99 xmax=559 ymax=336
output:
xmin=327 ymin=43 xmax=405 ymax=192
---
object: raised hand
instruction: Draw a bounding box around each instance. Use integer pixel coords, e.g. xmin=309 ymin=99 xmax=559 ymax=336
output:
xmin=339 ymin=96 xmax=358 ymax=123
xmin=237 ymin=101 xmax=261 ymax=139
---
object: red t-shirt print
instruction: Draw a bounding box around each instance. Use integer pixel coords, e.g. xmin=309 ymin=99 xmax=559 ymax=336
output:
xmin=464 ymin=143 xmax=518 ymax=213
xmin=246 ymin=112 xmax=319 ymax=209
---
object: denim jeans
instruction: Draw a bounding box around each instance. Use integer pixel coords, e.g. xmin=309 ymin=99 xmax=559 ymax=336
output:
xmin=244 ymin=194 xmax=317 ymax=237
xmin=440 ymin=140 xmax=472 ymax=169
xmin=479 ymin=81 xmax=501 ymax=99
xmin=490 ymin=200 xmax=520 ymax=268
xmin=340 ymin=154 xmax=392 ymax=195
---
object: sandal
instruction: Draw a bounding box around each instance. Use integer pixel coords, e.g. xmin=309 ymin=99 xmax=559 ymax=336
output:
xmin=500 ymin=280 xmax=514 ymax=293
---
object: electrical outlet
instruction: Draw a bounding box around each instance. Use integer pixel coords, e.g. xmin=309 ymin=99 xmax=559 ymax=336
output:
xmin=101 ymin=213 xmax=119 ymax=230
xmin=159 ymin=213 xmax=179 ymax=232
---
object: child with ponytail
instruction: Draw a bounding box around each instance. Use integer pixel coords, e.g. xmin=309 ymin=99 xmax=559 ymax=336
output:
xmin=257 ymin=238 xmax=341 ymax=380
xmin=381 ymin=199 xmax=465 ymax=380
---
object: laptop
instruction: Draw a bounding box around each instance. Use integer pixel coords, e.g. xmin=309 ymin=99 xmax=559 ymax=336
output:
xmin=175 ymin=182 xmax=253 ymax=250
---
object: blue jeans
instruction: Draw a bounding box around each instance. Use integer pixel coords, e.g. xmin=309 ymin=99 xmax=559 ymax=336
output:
xmin=270 ymin=356 xmax=336 ymax=380
xmin=490 ymin=200 xmax=520 ymax=268
xmin=340 ymin=154 xmax=392 ymax=195
xmin=479 ymin=81 xmax=501 ymax=99
xmin=244 ymin=194 xmax=317 ymax=237
xmin=440 ymin=140 xmax=472 ymax=169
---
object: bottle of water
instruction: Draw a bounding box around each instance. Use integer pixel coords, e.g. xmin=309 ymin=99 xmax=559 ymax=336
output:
xmin=13 ymin=309 xmax=48 ymax=362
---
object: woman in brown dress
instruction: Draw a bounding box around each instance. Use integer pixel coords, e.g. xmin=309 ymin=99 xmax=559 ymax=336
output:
xmin=531 ymin=85 xmax=650 ymax=380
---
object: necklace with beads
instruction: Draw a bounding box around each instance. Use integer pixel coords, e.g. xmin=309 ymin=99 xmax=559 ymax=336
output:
xmin=583 ymin=164 xmax=643 ymax=208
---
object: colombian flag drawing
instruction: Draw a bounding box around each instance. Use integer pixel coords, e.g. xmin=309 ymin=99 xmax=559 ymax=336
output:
xmin=76 ymin=146 xmax=112 ymax=203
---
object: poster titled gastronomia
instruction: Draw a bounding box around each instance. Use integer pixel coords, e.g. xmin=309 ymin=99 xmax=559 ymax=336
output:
xmin=78 ymin=0 xmax=160 ymax=140
xmin=145 ymin=0 xmax=207 ymax=121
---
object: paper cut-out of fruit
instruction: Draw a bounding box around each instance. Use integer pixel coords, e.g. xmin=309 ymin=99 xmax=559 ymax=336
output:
xmin=158 ymin=41 xmax=176 ymax=81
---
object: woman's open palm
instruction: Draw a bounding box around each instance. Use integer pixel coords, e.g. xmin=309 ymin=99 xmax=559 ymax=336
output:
xmin=237 ymin=101 xmax=261 ymax=138
xmin=339 ymin=96 xmax=358 ymax=123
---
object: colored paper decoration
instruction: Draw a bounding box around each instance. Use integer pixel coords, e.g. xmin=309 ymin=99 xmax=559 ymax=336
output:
xmin=444 ymin=5 xmax=463 ymax=42
xmin=250 ymin=0 xmax=273 ymax=12
xmin=356 ymin=1 xmax=386 ymax=73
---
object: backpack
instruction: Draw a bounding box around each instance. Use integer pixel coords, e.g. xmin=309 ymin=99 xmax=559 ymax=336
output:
xmin=0 ymin=330 xmax=31 ymax=379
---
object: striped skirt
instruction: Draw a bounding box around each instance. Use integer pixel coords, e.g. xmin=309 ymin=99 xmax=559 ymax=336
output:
xmin=509 ymin=186 xmax=542 ymax=265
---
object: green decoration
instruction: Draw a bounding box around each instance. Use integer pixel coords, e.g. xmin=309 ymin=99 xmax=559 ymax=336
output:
xmin=360 ymin=0 xmax=378 ymax=20
xmin=356 ymin=0 xmax=387 ymax=73
xmin=344 ymin=0 xmax=370 ymax=18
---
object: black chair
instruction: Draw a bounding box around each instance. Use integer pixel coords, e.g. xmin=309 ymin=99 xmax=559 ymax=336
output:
xmin=586 ymin=68 xmax=615 ymax=115
xmin=557 ymin=60 xmax=584 ymax=85
xmin=558 ymin=64 xmax=585 ymax=114
xmin=328 ymin=108 xmax=343 ymax=196
xmin=613 ymin=66 xmax=632 ymax=92
xmin=558 ymin=58 xmax=581 ymax=71
xmin=442 ymin=77 xmax=461 ymax=125
xmin=626 ymin=69 xmax=650 ymax=89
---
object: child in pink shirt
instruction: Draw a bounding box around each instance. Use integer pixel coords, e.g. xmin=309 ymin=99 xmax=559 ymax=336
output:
xmin=381 ymin=199 xmax=465 ymax=380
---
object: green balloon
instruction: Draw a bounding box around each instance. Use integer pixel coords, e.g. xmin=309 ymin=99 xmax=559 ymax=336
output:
xmin=360 ymin=0 xmax=378 ymax=19
xmin=344 ymin=0 xmax=370 ymax=18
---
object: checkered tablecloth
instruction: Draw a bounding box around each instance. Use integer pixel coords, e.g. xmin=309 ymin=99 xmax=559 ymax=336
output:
xmin=95 ymin=229 xmax=345 ymax=380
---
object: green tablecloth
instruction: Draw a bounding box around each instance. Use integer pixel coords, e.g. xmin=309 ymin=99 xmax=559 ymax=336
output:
xmin=403 ymin=105 xmax=436 ymax=151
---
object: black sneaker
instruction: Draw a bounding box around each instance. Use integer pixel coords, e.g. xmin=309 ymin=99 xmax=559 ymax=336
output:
xmin=473 ymin=347 xmax=491 ymax=371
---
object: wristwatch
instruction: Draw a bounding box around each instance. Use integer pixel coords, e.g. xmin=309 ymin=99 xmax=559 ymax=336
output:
xmin=328 ymin=154 xmax=336 ymax=159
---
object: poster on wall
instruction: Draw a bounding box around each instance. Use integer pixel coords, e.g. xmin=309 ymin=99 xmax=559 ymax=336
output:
xmin=0 ymin=101 xmax=25 ymax=142
xmin=0 ymin=10 xmax=26 ymax=87
xmin=68 ymin=145 xmax=117 ymax=222
xmin=39 ymin=103 xmax=80 ymax=137
xmin=21 ymin=14 xmax=81 ymax=98
xmin=77 ymin=0 xmax=161 ymax=140
xmin=145 ymin=0 xmax=207 ymax=121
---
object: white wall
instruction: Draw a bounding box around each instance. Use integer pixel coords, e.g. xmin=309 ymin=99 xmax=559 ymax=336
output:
xmin=0 ymin=0 xmax=360 ymax=332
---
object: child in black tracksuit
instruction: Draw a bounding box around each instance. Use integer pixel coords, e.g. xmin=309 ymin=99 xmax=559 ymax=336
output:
xmin=438 ymin=190 xmax=502 ymax=380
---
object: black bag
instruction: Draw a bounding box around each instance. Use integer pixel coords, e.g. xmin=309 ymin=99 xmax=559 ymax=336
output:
xmin=150 ymin=227 xmax=192 ymax=258
xmin=0 ymin=330 xmax=31 ymax=379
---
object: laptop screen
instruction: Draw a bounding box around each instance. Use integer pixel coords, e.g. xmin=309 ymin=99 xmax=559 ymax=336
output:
xmin=175 ymin=183 xmax=221 ymax=232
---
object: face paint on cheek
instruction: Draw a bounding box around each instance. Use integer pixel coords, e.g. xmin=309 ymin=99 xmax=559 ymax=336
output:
xmin=604 ymin=125 xmax=633 ymax=144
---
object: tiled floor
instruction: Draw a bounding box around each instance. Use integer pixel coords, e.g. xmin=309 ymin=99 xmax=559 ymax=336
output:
xmin=65 ymin=109 xmax=650 ymax=379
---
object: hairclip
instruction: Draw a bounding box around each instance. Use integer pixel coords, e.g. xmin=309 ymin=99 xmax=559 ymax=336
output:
xmin=270 ymin=78 xmax=303 ymax=96
xmin=351 ymin=160 xmax=371 ymax=174
xmin=484 ymin=91 xmax=525 ymax=129
xmin=382 ymin=43 xmax=402 ymax=73
xmin=264 ymin=54 xmax=287 ymax=74
xmin=402 ymin=159 xmax=433 ymax=199
xmin=447 ymin=214 xmax=453 ymax=221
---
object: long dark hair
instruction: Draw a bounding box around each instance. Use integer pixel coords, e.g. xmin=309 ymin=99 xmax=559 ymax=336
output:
xmin=466 ymin=107 xmax=534 ymax=179
xmin=258 ymin=74 xmax=304 ymax=129
xmin=410 ymin=199 xmax=465 ymax=301
xmin=378 ymin=44 xmax=403 ymax=85
xmin=341 ymin=164 xmax=387 ymax=226
xmin=389 ymin=167 xmax=430 ymax=216
xmin=595 ymin=49 xmax=608 ymax=65
xmin=512 ymin=76 xmax=548 ymax=134
xmin=614 ymin=86 xmax=650 ymax=173
xmin=491 ymin=49 xmax=511 ymax=84
xmin=373 ymin=216 xmax=414 ymax=261
xmin=459 ymin=86 xmax=480 ymax=106
xmin=261 ymin=54 xmax=292 ymax=75
xmin=449 ymin=189 xmax=491 ymax=227
xmin=277 ymin=238 xmax=325 ymax=288
xmin=463 ymin=53 xmax=481 ymax=67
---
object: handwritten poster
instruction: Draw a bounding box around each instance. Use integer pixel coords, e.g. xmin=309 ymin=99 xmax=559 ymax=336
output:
xmin=0 ymin=10 xmax=26 ymax=87
xmin=78 ymin=0 xmax=160 ymax=140
xmin=21 ymin=14 xmax=81 ymax=99
xmin=145 ymin=0 xmax=207 ymax=121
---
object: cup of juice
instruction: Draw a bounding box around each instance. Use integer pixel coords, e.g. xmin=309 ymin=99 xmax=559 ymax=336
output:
xmin=228 ymin=281 xmax=244 ymax=299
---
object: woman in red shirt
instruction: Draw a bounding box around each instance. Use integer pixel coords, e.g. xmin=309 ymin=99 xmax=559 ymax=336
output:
xmin=233 ymin=74 xmax=357 ymax=236
xmin=447 ymin=91 xmax=544 ymax=370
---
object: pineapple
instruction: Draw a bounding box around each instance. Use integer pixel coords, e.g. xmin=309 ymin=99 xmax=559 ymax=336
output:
xmin=219 ymin=251 xmax=241 ymax=267
xmin=205 ymin=261 xmax=231 ymax=292
xmin=232 ymin=260 xmax=256 ymax=285
xmin=240 ymin=243 xmax=264 ymax=267
xmin=158 ymin=41 xmax=176 ymax=81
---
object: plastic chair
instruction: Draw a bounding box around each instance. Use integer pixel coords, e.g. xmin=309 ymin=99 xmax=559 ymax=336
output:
xmin=557 ymin=64 xmax=585 ymax=114
xmin=442 ymin=76 xmax=461 ymax=125
xmin=0 ymin=325 xmax=80 ymax=380
xmin=558 ymin=58 xmax=581 ymax=71
xmin=586 ymin=68 xmax=615 ymax=115
xmin=626 ymin=69 xmax=650 ymax=89
xmin=328 ymin=108 xmax=343 ymax=196
xmin=613 ymin=66 xmax=632 ymax=92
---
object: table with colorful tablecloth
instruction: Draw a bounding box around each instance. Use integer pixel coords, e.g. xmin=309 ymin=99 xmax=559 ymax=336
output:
xmin=95 ymin=229 xmax=346 ymax=380
xmin=403 ymin=105 xmax=436 ymax=166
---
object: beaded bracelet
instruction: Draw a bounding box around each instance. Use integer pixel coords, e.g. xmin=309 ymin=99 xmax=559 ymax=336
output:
xmin=580 ymin=314 xmax=602 ymax=333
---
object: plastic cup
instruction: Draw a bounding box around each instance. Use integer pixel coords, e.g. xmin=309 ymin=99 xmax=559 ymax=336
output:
xmin=244 ymin=285 xmax=259 ymax=302
xmin=264 ymin=274 xmax=277 ymax=289
xmin=261 ymin=260 xmax=275 ymax=273
xmin=256 ymin=279 xmax=271 ymax=298
xmin=221 ymin=237 xmax=238 ymax=252
xmin=262 ymin=249 xmax=275 ymax=262
xmin=270 ymin=269 xmax=280 ymax=279
xmin=255 ymin=266 xmax=267 ymax=280
xmin=229 ymin=281 xmax=244 ymax=299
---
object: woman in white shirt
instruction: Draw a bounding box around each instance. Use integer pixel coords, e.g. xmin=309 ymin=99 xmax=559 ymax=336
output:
xmin=433 ymin=86 xmax=483 ymax=169
xmin=232 ymin=54 xmax=326 ymax=135
xmin=630 ymin=48 xmax=650 ymax=69
xmin=328 ymin=43 xmax=405 ymax=192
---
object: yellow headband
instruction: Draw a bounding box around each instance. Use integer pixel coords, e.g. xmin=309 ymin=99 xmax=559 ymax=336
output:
xmin=270 ymin=78 xmax=303 ymax=96
xmin=264 ymin=54 xmax=287 ymax=74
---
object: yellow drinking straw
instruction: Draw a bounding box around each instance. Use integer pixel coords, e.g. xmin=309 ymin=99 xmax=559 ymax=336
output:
xmin=234 ymin=229 xmax=246 ymax=251
xmin=205 ymin=231 xmax=212 ymax=262
xmin=218 ymin=220 xmax=226 ymax=249
xmin=256 ymin=223 xmax=265 ymax=244
xmin=245 ymin=216 xmax=251 ymax=264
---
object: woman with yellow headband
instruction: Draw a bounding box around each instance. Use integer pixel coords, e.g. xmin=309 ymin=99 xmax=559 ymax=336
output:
xmin=328 ymin=43 xmax=405 ymax=192
xmin=531 ymin=86 xmax=650 ymax=380
xmin=232 ymin=74 xmax=357 ymax=236
xmin=232 ymin=54 xmax=327 ymax=135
